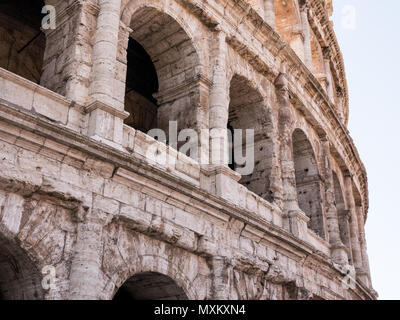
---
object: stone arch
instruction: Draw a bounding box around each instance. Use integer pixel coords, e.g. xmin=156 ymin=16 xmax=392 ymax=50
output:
xmin=228 ymin=74 xmax=274 ymax=201
xmin=121 ymin=1 xmax=204 ymax=141
xmin=113 ymin=271 xmax=188 ymax=300
xmin=106 ymin=253 xmax=200 ymax=300
xmin=292 ymin=128 xmax=326 ymax=239
xmin=274 ymin=0 xmax=303 ymax=59
xmin=100 ymin=226 xmax=210 ymax=300
xmin=0 ymin=232 xmax=44 ymax=300
xmin=333 ymin=170 xmax=352 ymax=263
xmin=0 ymin=0 xmax=46 ymax=83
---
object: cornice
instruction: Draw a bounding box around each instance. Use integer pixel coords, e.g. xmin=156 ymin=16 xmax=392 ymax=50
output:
xmin=308 ymin=0 xmax=350 ymax=125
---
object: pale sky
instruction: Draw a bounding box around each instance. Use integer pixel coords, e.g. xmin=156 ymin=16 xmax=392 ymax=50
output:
xmin=332 ymin=0 xmax=400 ymax=300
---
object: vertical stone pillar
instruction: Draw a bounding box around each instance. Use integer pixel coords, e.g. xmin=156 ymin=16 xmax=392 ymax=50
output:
xmin=337 ymin=209 xmax=353 ymax=263
xmin=336 ymin=89 xmax=345 ymax=122
xmin=207 ymin=29 xmax=241 ymax=202
xmin=87 ymin=0 xmax=129 ymax=148
xmin=68 ymin=207 xmax=107 ymax=300
xmin=209 ymin=30 xmax=229 ymax=167
xmin=320 ymin=136 xmax=349 ymax=264
xmin=269 ymin=120 xmax=284 ymax=209
xmin=209 ymin=256 xmax=231 ymax=300
xmin=355 ymin=204 xmax=372 ymax=287
xmin=264 ymin=0 xmax=276 ymax=30
xmin=344 ymin=171 xmax=364 ymax=276
xmin=41 ymin=0 xmax=99 ymax=104
xmin=323 ymin=47 xmax=335 ymax=101
xmin=275 ymin=72 xmax=309 ymax=240
xmin=300 ymin=3 xmax=313 ymax=71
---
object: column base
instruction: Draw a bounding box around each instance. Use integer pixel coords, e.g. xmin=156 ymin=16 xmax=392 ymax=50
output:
xmin=284 ymin=209 xmax=310 ymax=241
xmin=202 ymin=164 xmax=241 ymax=204
xmin=86 ymin=100 xmax=129 ymax=148
xmin=331 ymin=243 xmax=349 ymax=265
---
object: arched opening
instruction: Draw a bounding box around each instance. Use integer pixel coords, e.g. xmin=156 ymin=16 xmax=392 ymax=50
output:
xmin=124 ymin=38 xmax=159 ymax=132
xmin=0 ymin=234 xmax=44 ymax=300
xmin=274 ymin=0 xmax=303 ymax=59
xmin=333 ymin=171 xmax=352 ymax=263
xmin=124 ymin=7 xmax=201 ymax=141
xmin=292 ymin=129 xmax=326 ymax=239
xmin=113 ymin=272 xmax=188 ymax=300
xmin=228 ymin=75 xmax=274 ymax=201
xmin=0 ymin=0 xmax=46 ymax=83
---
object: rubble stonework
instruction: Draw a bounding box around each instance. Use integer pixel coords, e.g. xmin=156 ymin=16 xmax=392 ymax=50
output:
xmin=0 ymin=0 xmax=376 ymax=300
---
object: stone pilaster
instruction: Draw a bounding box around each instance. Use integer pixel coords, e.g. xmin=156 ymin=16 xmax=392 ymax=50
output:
xmin=323 ymin=47 xmax=335 ymax=102
xmin=209 ymin=30 xmax=229 ymax=167
xmin=68 ymin=207 xmax=108 ymax=300
xmin=300 ymin=2 xmax=313 ymax=71
xmin=344 ymin=171 xmax=364 ymax=277
xmin=320 ymin=136 xmax=349 ymax=264
xmin=355 ymin=203 xmax=372 ymax=287
xmin=275 ymin=72 xmax=309 ymax=240
xmin=206 ymin=29 xmax=243 ymax=202
xmin=209 ymin=256 xmax=231 ymax=300
xmin=87 ymin=0 xmax=129 ymax=148
xmin=337 ymin=209 xmax=353 ymax=263
xmin=264 ymin=0 xmax=276 ymax=30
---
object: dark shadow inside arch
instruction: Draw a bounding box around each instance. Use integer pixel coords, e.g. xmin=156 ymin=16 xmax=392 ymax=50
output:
xmin=113 ymin=272 xmax=188 ymax=300
xmin=124 ymin=37 xmax=159 ymax=133
xmin=228 ymin=74 xmax=274 ymax=202
xmin=292 ymin=129 xmax=326 ymax=239
xmin=124 ymin=7 xmax=201 ymax=145
xmin=0 ymin=0 xmax=46 ymax=83
xmin=0 ymin=234 xmax=44 ymax=300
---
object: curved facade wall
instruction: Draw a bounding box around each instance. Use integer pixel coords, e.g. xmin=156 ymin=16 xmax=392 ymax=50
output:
xmin=0 ymin=0 xmax=376 ymax=300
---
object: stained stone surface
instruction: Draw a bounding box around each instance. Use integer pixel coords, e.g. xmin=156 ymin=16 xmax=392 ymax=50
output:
xmin=0 ymin=0 xmax=376 ymax=300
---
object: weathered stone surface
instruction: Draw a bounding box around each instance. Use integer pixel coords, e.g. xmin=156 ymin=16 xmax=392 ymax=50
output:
xmin=0 ymin=0 xmax=375 ymax=300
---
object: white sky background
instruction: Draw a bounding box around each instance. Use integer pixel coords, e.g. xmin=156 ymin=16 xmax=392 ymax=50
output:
xmin=332 ymin=0 xmax=400 ymax=300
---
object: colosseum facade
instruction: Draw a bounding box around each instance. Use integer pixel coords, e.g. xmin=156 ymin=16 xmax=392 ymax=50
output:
xmin=0 ymin=0 xmax=377 ymax=300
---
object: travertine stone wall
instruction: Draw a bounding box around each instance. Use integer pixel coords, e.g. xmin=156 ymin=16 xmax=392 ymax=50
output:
xmin=0 ymin=0 xmax=376 ymax=300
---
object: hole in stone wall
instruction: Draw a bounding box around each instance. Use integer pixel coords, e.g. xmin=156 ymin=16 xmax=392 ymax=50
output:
xmin=113 ymin=272 xmax=188 ymax=300
xmin=0 ymin=0 xmax=46 ymax=83
xmin=292 ymin=128 xmax=326 ymax=239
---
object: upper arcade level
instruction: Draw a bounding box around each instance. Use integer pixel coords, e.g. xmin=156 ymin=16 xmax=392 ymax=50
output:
xmin=246 ymin=0 xmax=348 ymax=125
